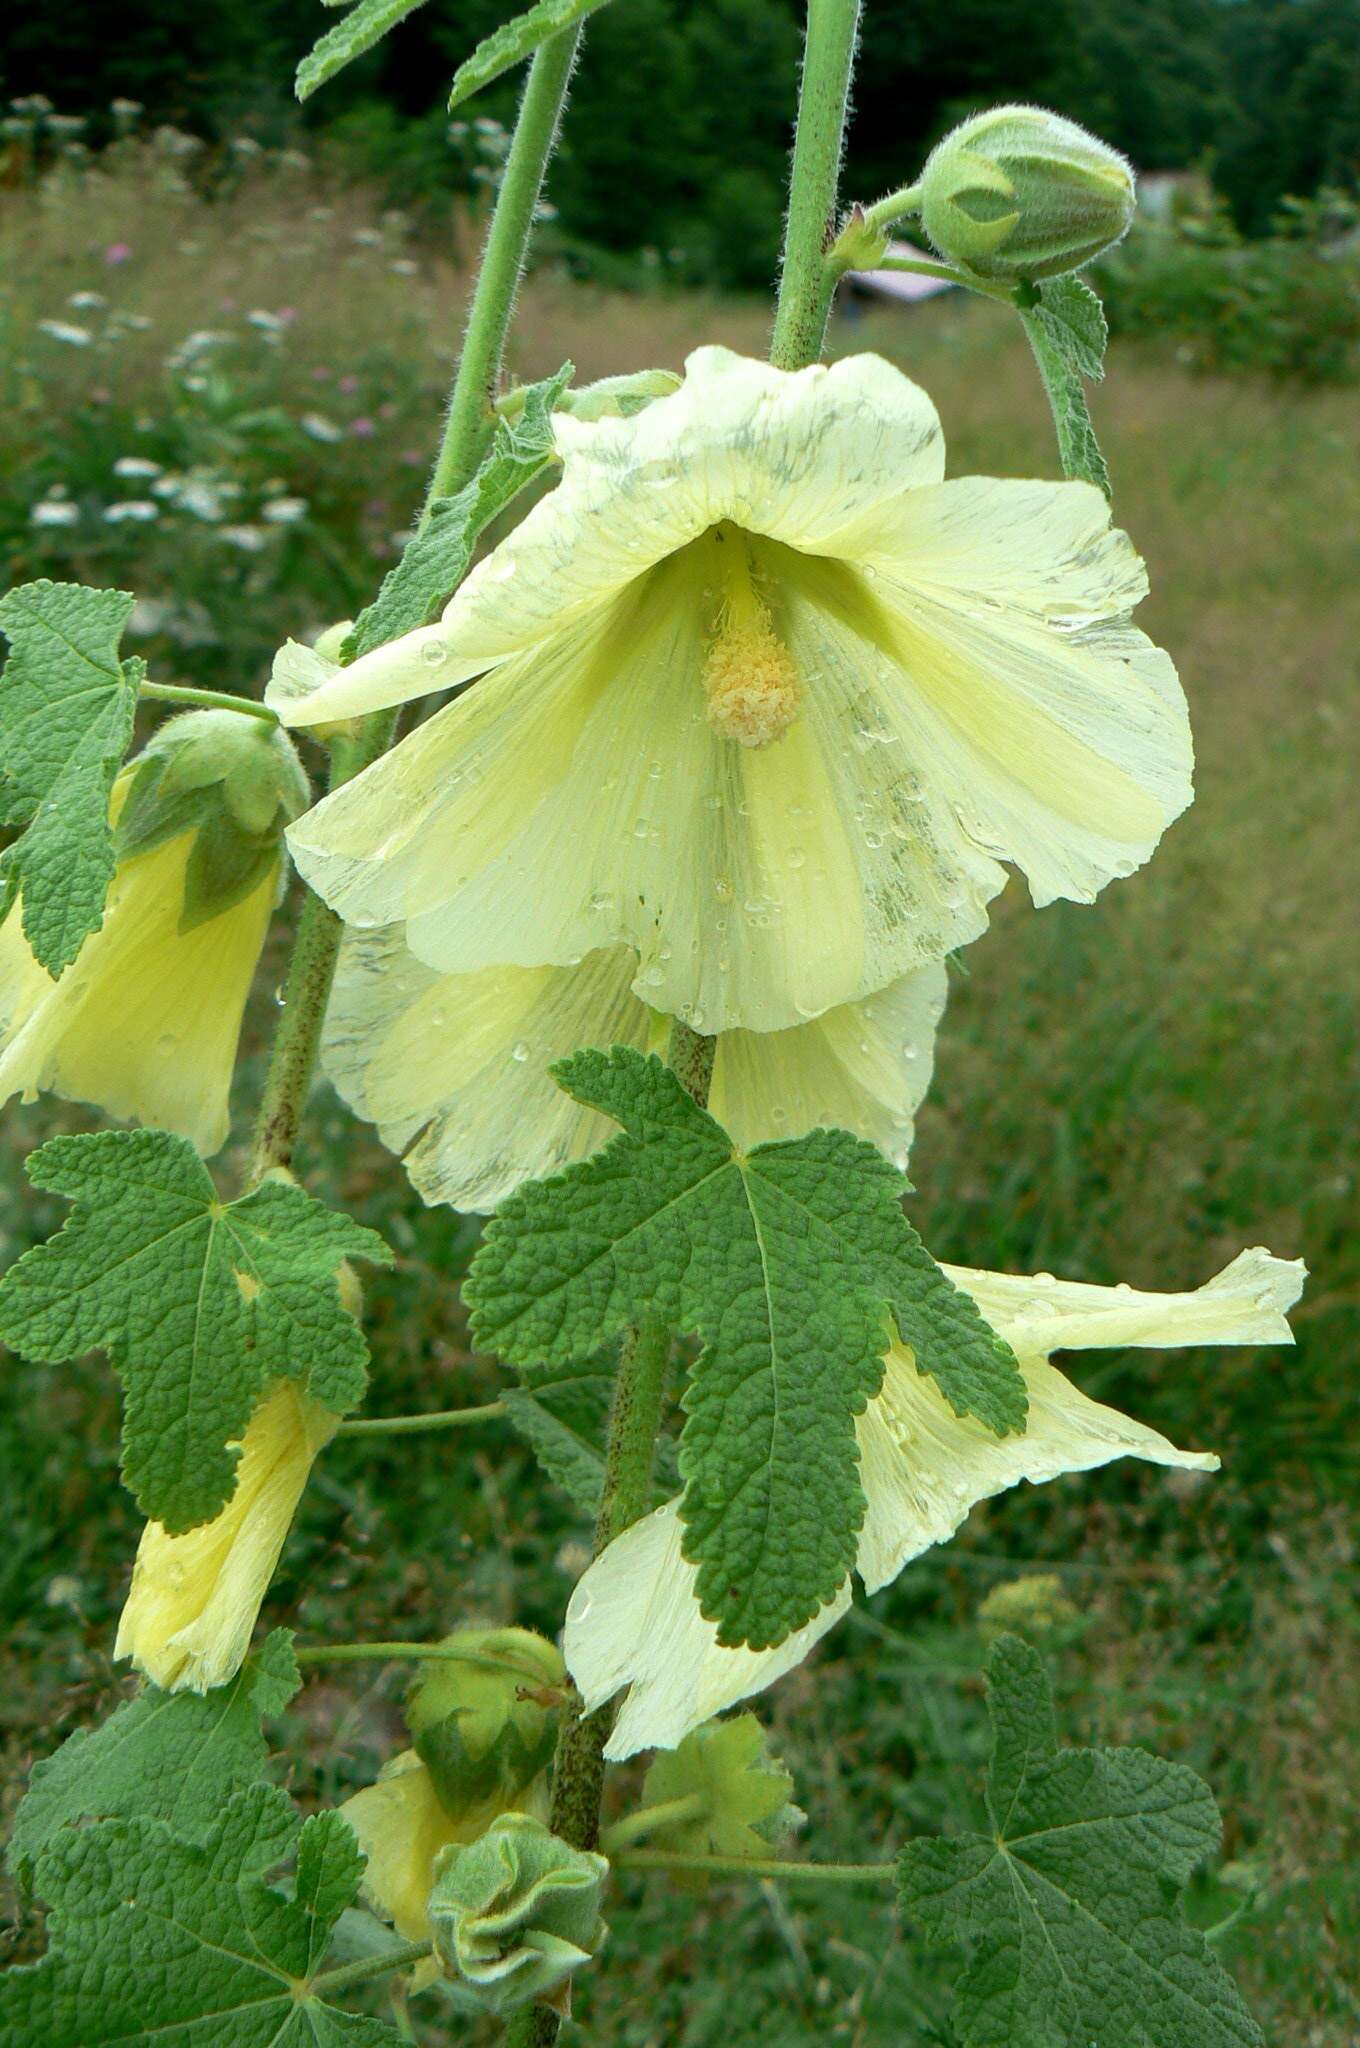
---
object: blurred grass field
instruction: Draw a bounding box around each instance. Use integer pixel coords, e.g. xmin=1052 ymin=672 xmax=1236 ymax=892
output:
xmin=1 ymin=158 xmax=1357 ymax=2043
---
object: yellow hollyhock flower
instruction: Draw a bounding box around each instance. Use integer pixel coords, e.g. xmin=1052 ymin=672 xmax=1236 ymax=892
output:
xmin=563 ymin=1247 xmax=1303 ymax=1757
xmin=115 ymin=1380 xmax=336 ymax=1693
xmin=321 ymin=927 xmax=947 ymax=1211
xmin=0 ymin=713 xmax=307 ymax=1155
xmin=341 ymin=1752 xmax=550 ymax=1950
xmin=274 ymin=345 xmax=1191 ymax=1033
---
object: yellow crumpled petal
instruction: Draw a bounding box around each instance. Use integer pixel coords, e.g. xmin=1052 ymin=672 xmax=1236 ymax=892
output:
xmin=114 ymin=1381 xmax=337 ymax=1693
xmin=341 ymin=1751 xmax=549 ymax=1951
xmin=0 ymin=820 xmax=277 ymax=1157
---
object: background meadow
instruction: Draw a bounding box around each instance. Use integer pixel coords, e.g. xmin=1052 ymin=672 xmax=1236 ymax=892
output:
xmin=1 ymin=104 xmax=1357 ymax=2048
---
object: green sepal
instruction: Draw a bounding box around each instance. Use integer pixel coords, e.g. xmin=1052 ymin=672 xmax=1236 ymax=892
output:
xmin=113 ymin=711 xmax=309 ymax=930
xmin=639 ymin=1713 xmax=797 ymax=1888
xmin=178 ymin=809 xmax=281 ymax=932
xmin=429 ymin=1813 xmax=608 ymax=2017
xmin=406 ymin=1626 xmax=565 ymax=1815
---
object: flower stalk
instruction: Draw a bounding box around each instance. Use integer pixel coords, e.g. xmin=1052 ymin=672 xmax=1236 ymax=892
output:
xmin=770 ymin=0 xmax=863 ymax=371
xmin=614 ymin=1851 xmax=896 ymax=1885
xmin=427 ymin=29 xmax=581 ymax=509
xmin=334 ymin=1401 xmax=507 ymax=1439
xmin=138 ymin=680 xmax=279 ymax=724
xmin=244 ymin=38 xmax=581 ymax=1185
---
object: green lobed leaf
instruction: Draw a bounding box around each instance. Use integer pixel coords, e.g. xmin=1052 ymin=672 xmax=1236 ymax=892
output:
xmin=296 ymin=0 xmax=434 ymax=101
xmin=344 ymin=363 xmax=574 ymax=661
xmin=0 ymin=1784 xmax=402 ymax=2046
xmin=501 ymin=1353 xmax=614 ymax=1514
xmin=1020 ymin=276 xmax=1111 ymax=494
xmin=466 ymin=1047 xmax=1023 ymax=1651
xmin=0 ymin=579 xmax=140 ymax=973
xmin=7 ymin=1632 xmax=298 ymax=1887
xmin=447 ymin=0 xmax=612 ymax=112
xmin=897 ymin=1636 xmax=1262 ymax=2048
xmin=0 ymin=1129 xmax=390 ymax=1532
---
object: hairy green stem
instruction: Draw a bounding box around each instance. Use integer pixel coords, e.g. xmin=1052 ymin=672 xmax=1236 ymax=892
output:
xmin=245 ymin=877 xmax=344 ymax=1185
xmin=138 ymin=680 xmax=278 ymax=724
xmin=295 ymin=1639 xmax=552 ymax=1678
xmin=599 ymin=1792 xmax=709 ymax=1856
xmin=334 ymin=1401 xmax=506 ymax=1439
xmin=769 ymin=0 xmax=863 ymax=371
xmin=310 ymin=1940 xmax=432 ymax=1998
xmin=427 ymin=29 xmax=580 ymax=509
xmin=505 ymin=1313 xmax=673 ymax=2048
xmin=616 ymin=1850 xmax=896 ymax=1885
xmin=862 ymin=179 xmax=922 ymax=232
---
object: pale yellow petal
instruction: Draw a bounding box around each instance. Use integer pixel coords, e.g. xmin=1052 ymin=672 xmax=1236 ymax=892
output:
xmin=850 ymin=476 xmax=1194 ymax=908
xmin=944 ymin=1247 xmax=1306 ymax=1357
xmin=564 ymin=1500 xmax=850 ymax=1760
xmin=114 ymin=1383 xmax=336 ymax=1692
xmin=0 ymin=835 xmax=276 ymax=1156
xmin=341 ymin=1755 xmax=465 ymax=1943
xmin=291 ymin=547 xmax=947 ymax=1032
xmin=711 ymin=963 xmax=947 ymax=1168
xmin=275 ymin=347 xmax=944 ymax=727
xmin=854 ymin=1345 xmax=1217 ymax=1596
xmin=322 ymin=936 xmax=651 ymax=1212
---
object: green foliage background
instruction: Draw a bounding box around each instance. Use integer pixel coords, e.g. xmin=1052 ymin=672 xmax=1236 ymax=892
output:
xmin=4 ymin=0 xmax=1359 ymax=282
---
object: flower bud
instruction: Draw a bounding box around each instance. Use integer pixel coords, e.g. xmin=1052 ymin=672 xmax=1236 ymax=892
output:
xmin=429 ymin=1812 xmax=608 ymax=2016
xmin=115 ymin=709 xmax=309 ymax=924
xmin=918 ymin=105 xmax=1135 ymax=282
xmin=339 ymin=1749 xmax=549 ymax=1951
xmin=0 ymin=713 xmax=308 ymax=1156
xmin=406 ymin=1625 xmax=565 ymax=1815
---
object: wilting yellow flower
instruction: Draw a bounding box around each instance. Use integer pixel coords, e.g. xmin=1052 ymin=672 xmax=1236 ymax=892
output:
xmin=341 ymin=1751 xmax=549 ymax=1947
xmin=563 ymin=1248 xmax=1303 ymax=1757
xmin=0 ymin=714 xmax=306 ymax=1155
xmin=322 ymin=926 xmax=946 ymax=1211
xmin=274 ymin=346 xmax=1191 ymax=1034
xmin=115 ymin=1380 xmax=336 ymax=1692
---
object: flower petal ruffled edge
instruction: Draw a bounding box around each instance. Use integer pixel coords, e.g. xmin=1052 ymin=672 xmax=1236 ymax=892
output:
xmin=269 ymin=346 xmax=946 ymax=727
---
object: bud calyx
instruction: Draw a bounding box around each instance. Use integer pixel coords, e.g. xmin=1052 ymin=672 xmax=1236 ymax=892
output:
xmin=918 ymin=104 xmax=1135 ymax=283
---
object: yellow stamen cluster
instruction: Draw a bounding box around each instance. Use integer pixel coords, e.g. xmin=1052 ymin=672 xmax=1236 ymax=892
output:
xmin=702 ymin=544 xmax=801 ymax=749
